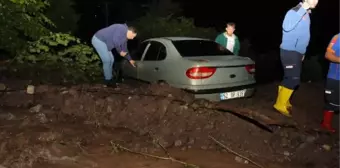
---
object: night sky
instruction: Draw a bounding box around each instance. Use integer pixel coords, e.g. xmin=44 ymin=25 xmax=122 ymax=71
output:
xmin=74 ymin=0 xmax=339 ymax=55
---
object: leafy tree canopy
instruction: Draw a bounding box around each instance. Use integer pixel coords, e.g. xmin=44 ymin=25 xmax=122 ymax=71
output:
xmin=132 ymin=0 xmax=217 ymax=40
xmin=0 ymin=0 xmax=53 ymax=54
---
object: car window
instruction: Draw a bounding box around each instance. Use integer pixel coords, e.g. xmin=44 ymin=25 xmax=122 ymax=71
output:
xmin=143 ymin=41 xmax=167 ymax=61
xmin=131 ymin=42 xmax=149 ymax=60
xmin=157 ymin=45 xmax=167 ymax=60
xmin=171 ymin=40 xmax=234 ymax=57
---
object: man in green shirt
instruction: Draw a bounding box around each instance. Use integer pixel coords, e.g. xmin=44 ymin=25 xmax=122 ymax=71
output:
xmin=215 ymin=22 xmax=241 ymax=55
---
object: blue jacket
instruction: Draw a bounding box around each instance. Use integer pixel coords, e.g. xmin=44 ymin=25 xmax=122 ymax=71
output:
xmin=327 ymin=34 xmax=340 ymax=80
xmin=280 ymin=3 xmax=310 ymax=54
xmin=94 ymin=24 xmax=131 ymax=60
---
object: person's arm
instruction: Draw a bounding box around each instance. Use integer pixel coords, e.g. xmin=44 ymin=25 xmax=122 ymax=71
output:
xmin=282 ymin=7 xmax=307 ymax=32
xmin=215 ymin=34 xmax=223 ymax=46
xmin=325 ymin=35 xmax=340 ymax=63
xmin=234 ymin=37 xmax=240 ymax=55
xmin=116 ymin=42 xmax=132 ymax=60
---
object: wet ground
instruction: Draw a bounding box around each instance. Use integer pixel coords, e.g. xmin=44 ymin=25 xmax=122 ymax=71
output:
xmin=0 ymin=80 xmax=338 ymax=168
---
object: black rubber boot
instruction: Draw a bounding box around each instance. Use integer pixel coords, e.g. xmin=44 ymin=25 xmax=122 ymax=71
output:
xmin=104 ymin=79 xmax=116 ymax=88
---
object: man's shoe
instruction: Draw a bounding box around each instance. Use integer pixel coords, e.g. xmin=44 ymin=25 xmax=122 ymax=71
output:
xmin=104 ymin=79 xmax=116 ymax=88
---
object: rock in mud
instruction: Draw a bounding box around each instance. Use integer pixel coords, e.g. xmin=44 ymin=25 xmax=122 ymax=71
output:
xmin=36 ymin=113 xmax=48 ymax=123
xmin=235 ymin=156 xmax=249 ymax=164
xmin=322 ymin=144 xmax=331 ymax=151
xmin=29 ymin=104 xmax=43 ymax=113
xmin=174 ymin=140 xmax=182 ymax=147
xmin=306 ymin=135 xmax=317 ymax=143
xmin=188 ymin=138 xmax=195 ymax=145
xmin=201 ymin=146 xmax=208 ymax=150
xmin=0 ymin=113 xmax=16 ymax=120
xmin=283 ymin=151 xmax=291 ymax=156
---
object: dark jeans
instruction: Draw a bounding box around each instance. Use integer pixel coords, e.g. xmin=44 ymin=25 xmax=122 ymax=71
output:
xmin=280 ymin=49 xmax=303 ymax=90
xmin=113 ymin=56 xmax=125 ymax=83
xmin=324 ymin=78 xmax=340 ymax=112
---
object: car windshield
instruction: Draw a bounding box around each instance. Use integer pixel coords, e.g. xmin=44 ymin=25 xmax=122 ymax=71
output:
xmin=171 ymin=40 xmax=234 ymax=57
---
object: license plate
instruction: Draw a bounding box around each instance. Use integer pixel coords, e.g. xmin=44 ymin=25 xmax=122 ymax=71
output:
xmin=220 ymin=90 xmax=246 ymax=100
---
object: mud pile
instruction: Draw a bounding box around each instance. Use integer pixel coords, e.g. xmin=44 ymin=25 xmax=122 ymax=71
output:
xmin=0 ymin=82 xmax=338 ymax=168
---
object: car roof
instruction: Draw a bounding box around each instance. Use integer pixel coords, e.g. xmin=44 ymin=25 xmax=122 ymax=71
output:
xmin=147 ymin=37 xmax=210 ymax=41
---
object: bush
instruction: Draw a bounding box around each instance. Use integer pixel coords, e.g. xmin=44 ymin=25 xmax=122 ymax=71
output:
xmin=0 ymin=0 xmax=53 ymax=54
xmin=133 ymin=14 xmax=217 ymax=40
xmin=10 ymin=33 xmax=101 ymax=83
xmin=0 ymin=0 xmax=103 ymax=83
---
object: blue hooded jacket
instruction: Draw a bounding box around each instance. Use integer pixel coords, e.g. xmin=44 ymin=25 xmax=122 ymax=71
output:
xmin=280 ymin=3 xmax=310 ymax=54
xmin=94 ymin=24 xmax=131 ymax=60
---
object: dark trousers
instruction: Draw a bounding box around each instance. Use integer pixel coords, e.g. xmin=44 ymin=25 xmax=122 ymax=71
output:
xmin=113 ymin=55 xmax=125 ymax=83
xmin=280 ymin=49 xmax=303 ymax=90
xmin=324 ymin=78 xmax=340 ymax=112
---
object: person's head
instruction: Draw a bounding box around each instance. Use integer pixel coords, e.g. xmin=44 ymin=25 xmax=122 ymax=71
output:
xmin=127 ymin=26 xmax=137 ymax=40
xmin=305 ymin=0 xmax=318 ymax=9
xmin=225 ymin=22 xmax=236 ymax=36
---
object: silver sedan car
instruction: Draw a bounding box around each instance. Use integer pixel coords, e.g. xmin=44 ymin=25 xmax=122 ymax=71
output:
xmin=120 ymin=37 xmax=256 ymax=101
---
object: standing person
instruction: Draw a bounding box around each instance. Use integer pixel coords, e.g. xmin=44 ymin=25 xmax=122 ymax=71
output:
xmin=92 ymin=23 xmax=137 ymax=87
xmin=215 ymin=22 xmax=241 ymax=55
xmin=273 ymin=0 xmax=318 ymax=117
xmin=321 ymin=33 xmax=340 ymax=133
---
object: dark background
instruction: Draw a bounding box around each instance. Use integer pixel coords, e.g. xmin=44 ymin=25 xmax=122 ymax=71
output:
xmin=71 ymin=0 xmax=339 ymax=83
xmin=73 ymin=0 xmax=339 ymax=55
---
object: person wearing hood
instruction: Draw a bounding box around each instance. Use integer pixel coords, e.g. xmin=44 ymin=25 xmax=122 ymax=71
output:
xmin=92 ymin=23 xmax=137 ymax=87
xmin=215 ymin=22 xmax=241 ymax=55
xmin=274 ymin=0 xmax=318 ymax=117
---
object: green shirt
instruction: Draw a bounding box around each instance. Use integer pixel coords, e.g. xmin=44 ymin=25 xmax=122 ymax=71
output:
xmin=215 ymin=33 xmax=240 ymax=55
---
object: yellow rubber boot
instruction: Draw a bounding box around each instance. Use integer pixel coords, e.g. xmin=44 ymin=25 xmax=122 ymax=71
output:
xmin=278 ymin=85 xmax=292 ymax=110
xmin=274 ymin=86 xmax=294 ymax=117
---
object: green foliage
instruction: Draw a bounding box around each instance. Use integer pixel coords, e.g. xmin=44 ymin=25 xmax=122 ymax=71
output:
xmin=0 ymin=0 xmax=54 ymax=53
xmin=134 ymin=14 xmax=217 ymax=39
xmin=45 ymin=0 xmax=80 ymax=33
xmin=13 ymin=33 xmax=101 ymax=82
xmin=1 ymin=0 xmax=100 ymax=83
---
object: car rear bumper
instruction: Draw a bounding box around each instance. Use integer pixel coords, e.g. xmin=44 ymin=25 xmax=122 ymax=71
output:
xmin=185 ymin=83 xmax=256 ymax=94
xmin=184 ymin=83 xmax=256 ymax=102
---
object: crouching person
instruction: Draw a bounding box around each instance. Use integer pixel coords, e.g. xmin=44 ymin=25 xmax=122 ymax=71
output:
xmin=321 ymin=33 xmax=340 ymax=133
xmin=92 ymin=23 xmax=137 ymax=87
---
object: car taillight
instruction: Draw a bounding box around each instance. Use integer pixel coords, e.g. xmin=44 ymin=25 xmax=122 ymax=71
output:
xmin=186 ymin=67 xmax=216 ymax=79
xmin=245 ymin=64 xmax=255 ymax=74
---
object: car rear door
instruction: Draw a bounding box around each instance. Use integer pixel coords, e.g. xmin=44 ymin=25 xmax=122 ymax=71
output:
xmin=138 ymin=41 xmax=167 ymax=82
xmin=122 ymin=41 xmax=149 ymax=79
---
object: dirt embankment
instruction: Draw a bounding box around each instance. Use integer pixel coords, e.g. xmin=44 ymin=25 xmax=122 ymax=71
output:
xmin=0 ymin=81 xmax=338 ymax=168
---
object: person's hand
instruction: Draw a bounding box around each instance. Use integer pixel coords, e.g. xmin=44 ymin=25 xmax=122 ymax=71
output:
xmin=120 ymin=51 xmax=127 ymax=57
xmin=129 ymin=60 xmax=136 ymax=67
xmin=302 ymin=55 xmax=305 ymax=61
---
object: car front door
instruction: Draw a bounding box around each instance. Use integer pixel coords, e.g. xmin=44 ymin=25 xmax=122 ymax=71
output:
xmin=122 ymin=41 xmax=149 ymax=79
xmin=138 ymin=41 xmax=167 ymax=82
